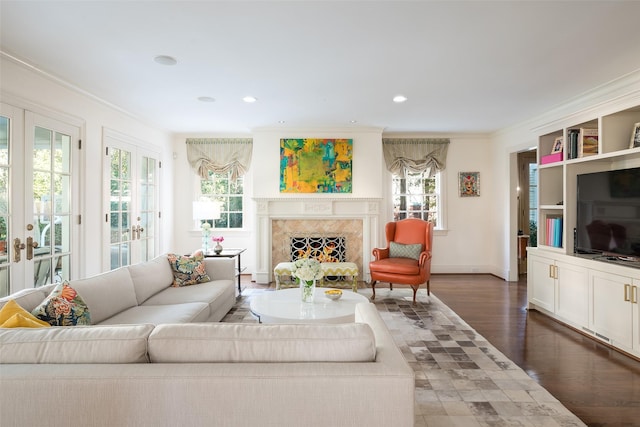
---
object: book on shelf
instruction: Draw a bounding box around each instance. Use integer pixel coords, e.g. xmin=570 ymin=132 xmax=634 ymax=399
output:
xmin=567 ymin=129 xmax=579 ymax=159
xmin=546 ymin=216 xmax=563 ymax=248
xmin=578 ymin=128 xmax=598 ymax=157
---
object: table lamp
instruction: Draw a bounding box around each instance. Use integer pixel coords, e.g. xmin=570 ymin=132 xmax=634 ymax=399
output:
xmin=192 ymin=199 xmax=220 ymax=254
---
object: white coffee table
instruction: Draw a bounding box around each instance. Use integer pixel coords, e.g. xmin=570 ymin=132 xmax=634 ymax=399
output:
xmin=249 ymin=288 xmax=370 ymax=324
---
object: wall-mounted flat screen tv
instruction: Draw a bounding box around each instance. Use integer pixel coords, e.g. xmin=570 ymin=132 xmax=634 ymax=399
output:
xmin=575 ymin=167 xmax=640 ymax=259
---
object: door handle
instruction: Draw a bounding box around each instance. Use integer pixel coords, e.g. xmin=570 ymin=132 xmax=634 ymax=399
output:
xmin=632 ymin=286 xmax=638 ymax=304
xmin=624 ymin=284 xmax=631 ymax=302
xmin=26 ymin=237 xmax=38 ymax=261
xmin=132 ymin=225 xmax=144 ymax=240
xmin=13 ymin=238 xmax=26 ymax=263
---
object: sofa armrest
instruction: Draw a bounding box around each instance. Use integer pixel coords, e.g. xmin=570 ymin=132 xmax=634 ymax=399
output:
xmin=203 ymin=257 xmax=236 ymax=282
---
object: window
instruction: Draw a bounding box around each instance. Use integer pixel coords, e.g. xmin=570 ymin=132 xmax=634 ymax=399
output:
xmin=392 ymin=171 xmax=441 ymax=227
xmin=200 ymin=170 xmax=244 ymax=228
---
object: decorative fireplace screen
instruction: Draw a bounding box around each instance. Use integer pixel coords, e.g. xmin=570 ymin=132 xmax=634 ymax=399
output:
xmin=290 ymin=236 xmax=346 ymax=263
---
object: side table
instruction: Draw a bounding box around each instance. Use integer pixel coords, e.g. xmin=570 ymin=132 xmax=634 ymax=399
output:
xmin=204 ymin=248 xmax=246 ymax=294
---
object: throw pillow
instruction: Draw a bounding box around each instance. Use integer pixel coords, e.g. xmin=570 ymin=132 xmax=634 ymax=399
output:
xmin=167 ymin=251 xmax=211 ymax=287
xmin=31 ymin=282 xmax=91 ymax=326
xmin=389 ymin=242 xmax=422 ymax=260
xmin=0 ymin=299 xmax=51 ymax=328
xmin=1 ymin=313 xmax=52 ymax=328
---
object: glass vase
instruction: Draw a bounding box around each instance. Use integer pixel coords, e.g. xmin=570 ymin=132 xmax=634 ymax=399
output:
xmin=300 ymin=279 xmax=316 ymax=303
xmin=214 ymin=243 xmax=223 ymax=254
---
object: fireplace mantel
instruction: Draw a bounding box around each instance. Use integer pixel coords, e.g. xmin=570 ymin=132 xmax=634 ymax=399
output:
xmin=252 ymin=197 xmax=382 ymax=284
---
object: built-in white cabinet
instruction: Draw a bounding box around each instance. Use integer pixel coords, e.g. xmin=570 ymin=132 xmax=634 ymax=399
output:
xmin=528 ymin=249 xmax=640 ymax=359
xmin=556 ymin=261 xmax=590 ymax=326
xmin=528 ymin=252 xmax=556 ymax=312
xmin=528 ymin=101 xmax=640 ymax=360
xmin=528 ymin=252 xmax=589 ymax=327
xmin=590 ymin=270 xmax=639 ymax=354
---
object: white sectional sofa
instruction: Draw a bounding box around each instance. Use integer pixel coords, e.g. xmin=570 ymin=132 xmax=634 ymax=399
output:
xmin=0 ymin=253 xmax=237 ymax=325
xmin=0 ymin=303 xmax=414 ymax=427
xmin=0 ymin=255 xmax=415 ymax=426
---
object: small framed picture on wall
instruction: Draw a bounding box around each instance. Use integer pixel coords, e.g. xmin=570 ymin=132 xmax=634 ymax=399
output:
xmin=630 ymin=122 xmax=640 ymax=149
xmin=459 ymin=172 xmax=480 ymax=197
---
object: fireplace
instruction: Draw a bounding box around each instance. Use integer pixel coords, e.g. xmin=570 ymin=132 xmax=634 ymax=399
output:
xmin=290 ymin=236 xmax=347 ymax=262
xmin=252 ymin=198 xmax=382 ymax=284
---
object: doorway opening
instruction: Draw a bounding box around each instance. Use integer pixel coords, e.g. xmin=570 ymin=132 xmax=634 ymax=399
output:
xmin=517 ymin=150 xmax=537 ymax=275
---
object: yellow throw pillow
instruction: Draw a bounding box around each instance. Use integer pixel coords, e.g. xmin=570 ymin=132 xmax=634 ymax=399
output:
xmin=0 ymin=299 xmax=51 ymax=328
xmin=1 ymin=312 xmax=51 ymax=328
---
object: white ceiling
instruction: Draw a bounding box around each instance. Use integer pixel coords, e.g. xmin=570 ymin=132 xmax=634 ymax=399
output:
xmin=1 ymin=1 xmax=640 ymax=134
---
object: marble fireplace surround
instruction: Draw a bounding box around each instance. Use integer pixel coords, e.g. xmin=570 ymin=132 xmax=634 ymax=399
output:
xmin=253 ymin=198 xmax=382 ymax=284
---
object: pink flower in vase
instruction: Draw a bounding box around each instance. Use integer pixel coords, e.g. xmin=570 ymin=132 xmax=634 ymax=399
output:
xmin=212 ymin=236 xmax=224 ymax=243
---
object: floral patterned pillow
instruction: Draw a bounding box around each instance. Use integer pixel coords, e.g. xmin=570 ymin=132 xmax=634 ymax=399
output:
xmin=167 ymin=251 xmax=211 ymax=287
xmin=31 ymin=282 xmax=91 ymax=326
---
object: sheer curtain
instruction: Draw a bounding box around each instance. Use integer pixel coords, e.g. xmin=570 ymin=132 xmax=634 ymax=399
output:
xmin=382 ymin=138 xmax=450 ymax=177
xmin=185 ymin=138 xmax=253 ymax=181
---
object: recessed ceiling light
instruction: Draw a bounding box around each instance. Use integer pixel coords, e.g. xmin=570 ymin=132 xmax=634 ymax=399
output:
xmin=153 ymin=55 xmax=177 ymax=66
xmin=350 ymin=120 xmax=357 ymax=124
xmin=243 ymin=96 xmax=257 ymax=103
xmin=278 ymin=120 xmax=285 ymax=124
xmin=393 ymin=95 xmax=407 ymax=103
xmin=198 ymin=96 xmax=216 ymax=103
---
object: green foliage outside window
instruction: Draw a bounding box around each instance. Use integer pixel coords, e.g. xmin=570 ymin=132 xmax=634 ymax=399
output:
xmin=200 ymin=171 xmax=243 ymax=229
xmin=392 ymin=172 xmax=439 ymax=227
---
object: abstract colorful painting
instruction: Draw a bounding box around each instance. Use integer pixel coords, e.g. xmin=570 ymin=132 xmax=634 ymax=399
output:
xmin=280 ymin=138 xmax=353 ymax=193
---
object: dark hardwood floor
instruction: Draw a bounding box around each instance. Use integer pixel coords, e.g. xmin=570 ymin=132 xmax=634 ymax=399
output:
xmin=430 ymin=274 xmax=640 ymax=427
xmin=242 ymin=273 xmax=640 ymax=426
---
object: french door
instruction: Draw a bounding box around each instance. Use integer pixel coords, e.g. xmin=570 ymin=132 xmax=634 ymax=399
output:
xmin=103 ymin=129 xmax=160 ymax=270
xmin=0 ymin=103 xmax=80 ymax=297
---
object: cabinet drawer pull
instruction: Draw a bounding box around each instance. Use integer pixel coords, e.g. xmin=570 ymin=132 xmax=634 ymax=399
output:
xmin=632 ymin=286 xmax=638 ymax=304
xmin=624 ymin=284 xmax=631 ymax=302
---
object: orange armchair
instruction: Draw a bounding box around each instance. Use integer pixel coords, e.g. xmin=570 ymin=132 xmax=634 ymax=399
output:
xmin=369 ymin=219 xmax=434 ymax=304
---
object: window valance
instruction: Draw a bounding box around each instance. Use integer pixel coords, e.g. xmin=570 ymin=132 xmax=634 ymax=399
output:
xmin=382 ymin=138 xmax=450 ymax=178
xmin=186 ymin=138 xmax=253 ymax=181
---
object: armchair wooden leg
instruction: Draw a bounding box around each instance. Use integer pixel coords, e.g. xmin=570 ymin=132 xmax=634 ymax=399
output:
xmin=370 ymin=280 xmax=377 ymax=301
xmin=389 ymin=283 xmax=393 ymax=291
xmin=411 ymin=286 xmax=418 ymax=306
xmin=427 ymin=280 xmax=430 ymax=296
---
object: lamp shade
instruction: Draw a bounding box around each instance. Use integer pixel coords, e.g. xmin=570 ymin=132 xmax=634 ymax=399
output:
xmin=192 ymin=200 xmax=221 ymax=221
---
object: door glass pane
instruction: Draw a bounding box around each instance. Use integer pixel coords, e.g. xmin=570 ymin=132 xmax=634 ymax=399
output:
xmin=138 ymin=156 xmax=156 ymax=262
xmin=0 ymin=116 xmax=9 ymax=297
xmin=34 ymin=126 xmax=52 ymax=259
xmin=53 ymin=254 xmax=67 ymax=283
xmin=54 ymin=132 xmax=71 ymax=173
xmin=32 ymin=126 xmax=72 ymax=287
xmin=109 ymin=148 xmax=132 ymax=269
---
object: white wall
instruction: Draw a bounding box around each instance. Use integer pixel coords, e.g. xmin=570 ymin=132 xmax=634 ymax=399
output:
xmin=172 ymin=127 xmax=501 ymax=281
xmin=434 ymin=135 xmax=498 ymax=275
xmin=0 ymin=55 xmax=174 ymax=278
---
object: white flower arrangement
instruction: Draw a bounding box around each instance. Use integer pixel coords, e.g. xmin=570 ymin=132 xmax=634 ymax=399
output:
xmin=291 ymin=257 xmax=323 ymax=283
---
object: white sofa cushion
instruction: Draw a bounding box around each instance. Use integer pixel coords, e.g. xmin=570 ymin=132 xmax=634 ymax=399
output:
xmin=0 ymin=287 xmax=50 ymax=312
xmin=68 ymin=267 xmax=138 ymax=324
xmin=0 ymin=324 xmax=153 ymax=364
xmin=148 ymin=322 xmax=376 ymax=363
xmin=128 ymin=254 xmax=174 ymax=305
xmin=142 ymin=280 xmax=234 ymax=313
xmin=99 ymin=302 xmax=210 ymax=325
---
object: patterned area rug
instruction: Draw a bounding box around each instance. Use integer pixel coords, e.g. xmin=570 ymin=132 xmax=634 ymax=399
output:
xmin=222 ymin=288 xmax=586 ymax=427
